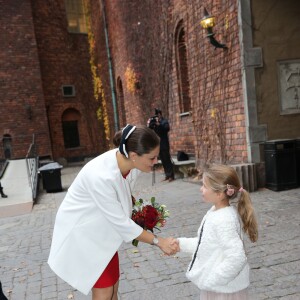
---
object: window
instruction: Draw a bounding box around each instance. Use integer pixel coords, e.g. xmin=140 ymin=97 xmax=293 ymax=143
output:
xmin=64 ymin=0 xmax=87 ymax=33
xmin=62 ymin=85 xmax=76 ymax=97
xmin=62 ymin=109 xmax=81 ymax=148
xmin=175 ymin=20 xmax=191 ymax=113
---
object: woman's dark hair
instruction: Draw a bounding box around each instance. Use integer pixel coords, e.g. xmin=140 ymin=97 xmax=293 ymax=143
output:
xmin=113 ymin=125 xmax=160 ymax=156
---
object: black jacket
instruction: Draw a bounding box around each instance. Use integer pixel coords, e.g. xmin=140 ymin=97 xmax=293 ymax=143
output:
xmin=152 ymin=117 xmax=170 ymax=150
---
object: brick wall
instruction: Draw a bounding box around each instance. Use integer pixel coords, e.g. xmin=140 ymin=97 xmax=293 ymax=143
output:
xmin=0 ymin=0 xmax=107 ymax=161
xmin=1 ymin=0 xmax=247 ymax=164
xmin=170 ymin=0 xmax=247 ymax=164
xmin=0 ymin=0 xmax=51 ymax=159
xmin=95 ymin=0 xmax=173 ymax=126
xmin=98 ymin=0 xmax=247 ymax=165
xmin=31 ymin=0 xmax=106 ymax=160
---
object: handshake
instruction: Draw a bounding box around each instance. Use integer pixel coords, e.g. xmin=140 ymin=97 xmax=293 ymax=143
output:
xmin=155 ymin=236 xmax=180 ymax=256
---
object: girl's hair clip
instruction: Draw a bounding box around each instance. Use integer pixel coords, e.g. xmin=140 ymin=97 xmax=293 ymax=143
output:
xmin=226 ymin=184 xmax=235 ymax=196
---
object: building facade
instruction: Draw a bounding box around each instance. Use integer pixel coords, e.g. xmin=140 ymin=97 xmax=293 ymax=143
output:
xmin=89 ymin=0 xmax=300 ymax=182
xmin=1 ymin=0 xmax=299 ymax=185
xmin=0 ymin=0 xmax=107 ymax=162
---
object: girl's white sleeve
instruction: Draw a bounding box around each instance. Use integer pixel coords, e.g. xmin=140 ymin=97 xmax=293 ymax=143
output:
xmin=177 ymin=237 xmax=198 ymax=253
xmin=178 ymin=217 xmax=207 ymax=253
xmin=205 ymin=218 xmax=247 ymax=287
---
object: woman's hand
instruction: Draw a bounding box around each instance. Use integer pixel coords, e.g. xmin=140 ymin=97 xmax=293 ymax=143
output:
xmin=157 ymin=237 xmax=179 ymax=256
xmin=135 ymin=230 xmax=180 ymax=255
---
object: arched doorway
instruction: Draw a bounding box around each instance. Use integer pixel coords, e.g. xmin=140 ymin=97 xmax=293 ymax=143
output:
xmin=62 ymin=108 xmax=81 ymax=149
xmin=175 ymin=20 xmax=191 ymax=113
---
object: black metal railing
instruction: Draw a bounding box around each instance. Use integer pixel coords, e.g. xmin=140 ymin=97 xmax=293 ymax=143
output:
xmin=0 ymin=159 xmax=9 ymax=179
xmin=25 ymin=134 xmax=39 ymax=200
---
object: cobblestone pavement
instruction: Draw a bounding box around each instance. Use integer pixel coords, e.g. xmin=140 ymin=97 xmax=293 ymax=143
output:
xmin=0 ymin=165 xmax=300 ymax=300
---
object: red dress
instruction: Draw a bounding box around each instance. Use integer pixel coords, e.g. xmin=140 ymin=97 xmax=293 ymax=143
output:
xmin=93 ymin=170 xmax=131 ymax=288
xmin=93 ymin=252 xmax=119 ymax=288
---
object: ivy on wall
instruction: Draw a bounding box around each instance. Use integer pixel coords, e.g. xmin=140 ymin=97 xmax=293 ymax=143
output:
xmin=125 ymin=65 xmax=140 ymax=94
xmin=119 ymin=1 xmax=172 ymax=120
xmin=84 ymin=0 xmax=110 ymax=141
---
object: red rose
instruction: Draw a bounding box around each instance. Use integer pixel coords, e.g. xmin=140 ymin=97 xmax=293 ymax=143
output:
xmin=135 ymin=216 xmax=145 ymax=228
xmin=132 ymin=211 xmax=145 ymax=228
xmin=144 ymin=205 xmax=159 ymax=230
xmin=131 ymin=197 xmax=168 ymax=247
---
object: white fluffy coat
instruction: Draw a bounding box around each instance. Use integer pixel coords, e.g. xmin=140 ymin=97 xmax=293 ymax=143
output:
xmin=178 ymin=206 xmax=250 ymax=293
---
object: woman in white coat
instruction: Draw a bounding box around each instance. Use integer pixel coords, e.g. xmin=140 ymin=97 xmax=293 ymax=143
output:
xmin=48 ymin=124 xmax=179 ymax=300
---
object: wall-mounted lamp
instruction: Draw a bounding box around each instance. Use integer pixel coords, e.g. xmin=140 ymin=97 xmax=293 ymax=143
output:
xmin=200 ymin=8 xmax=227 ymax=49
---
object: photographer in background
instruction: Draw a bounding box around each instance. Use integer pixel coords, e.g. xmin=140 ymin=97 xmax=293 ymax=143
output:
xmin=147 ymin=109 xmax=174 ymax=182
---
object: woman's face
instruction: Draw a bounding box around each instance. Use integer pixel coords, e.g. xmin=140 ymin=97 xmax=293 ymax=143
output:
xmin=132 ymin=146 xmax=160 ymax=172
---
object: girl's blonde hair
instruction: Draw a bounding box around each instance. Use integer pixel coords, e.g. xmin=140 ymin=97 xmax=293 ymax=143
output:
xmin=203 ymin=164 xmax=258 ymax=242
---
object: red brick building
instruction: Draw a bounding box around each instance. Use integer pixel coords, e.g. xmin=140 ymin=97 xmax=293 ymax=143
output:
xmin=89 ymin=0 xmax=249 ymax=164
xmin=0 ymin=0 xmax=106 ymax=162
xmin=90 ymin=0 xmax=300 ymax=181
xmin=0 ymin=0 xmax=51 ymax=159
xmin=1 ymin=0 xmax=300 ymax=187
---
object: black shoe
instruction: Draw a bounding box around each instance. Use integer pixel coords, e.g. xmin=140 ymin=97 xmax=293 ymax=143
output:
xmin=0 ymin=281 xmax=8 ymax=300
xmin=1 ymin=193 xmax=7 ymax=198
xmin=168 ymin=177 xmax=174 ymax=182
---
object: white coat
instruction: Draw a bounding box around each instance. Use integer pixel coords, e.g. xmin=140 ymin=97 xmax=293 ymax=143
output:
xmin=48 ymin=149 xmax=143 ymax=295
xmin=178 ymin=206 xmax=249 ymax=293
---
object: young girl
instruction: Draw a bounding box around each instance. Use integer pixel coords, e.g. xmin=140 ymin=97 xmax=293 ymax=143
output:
xmin=177 ymin=164 xmax=258 ymax=300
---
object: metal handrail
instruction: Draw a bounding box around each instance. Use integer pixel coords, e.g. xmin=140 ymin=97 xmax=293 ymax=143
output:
xmin=25 ymin=134 xmax=39 ymax=200
xmin=0 ymin=159 xmax=9 ymax=179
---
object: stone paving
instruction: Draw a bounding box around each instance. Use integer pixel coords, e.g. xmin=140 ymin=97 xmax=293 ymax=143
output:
xmin=0 ymin=165 xmax=300 ymax=300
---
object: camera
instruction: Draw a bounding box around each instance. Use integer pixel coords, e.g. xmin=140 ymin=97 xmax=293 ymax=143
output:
xmin=148 ymin=115 xmax=158 ymax=129
xmin=148 ymin=108 xmax=161 ymax=129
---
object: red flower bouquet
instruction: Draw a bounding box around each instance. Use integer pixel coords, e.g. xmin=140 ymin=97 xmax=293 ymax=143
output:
xmin=131 ymin=196 xmax=169 ymax=246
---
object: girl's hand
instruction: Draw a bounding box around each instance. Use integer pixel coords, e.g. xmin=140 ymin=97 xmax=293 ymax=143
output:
xmin=157 ymin=237 xmax=180 ymax=255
